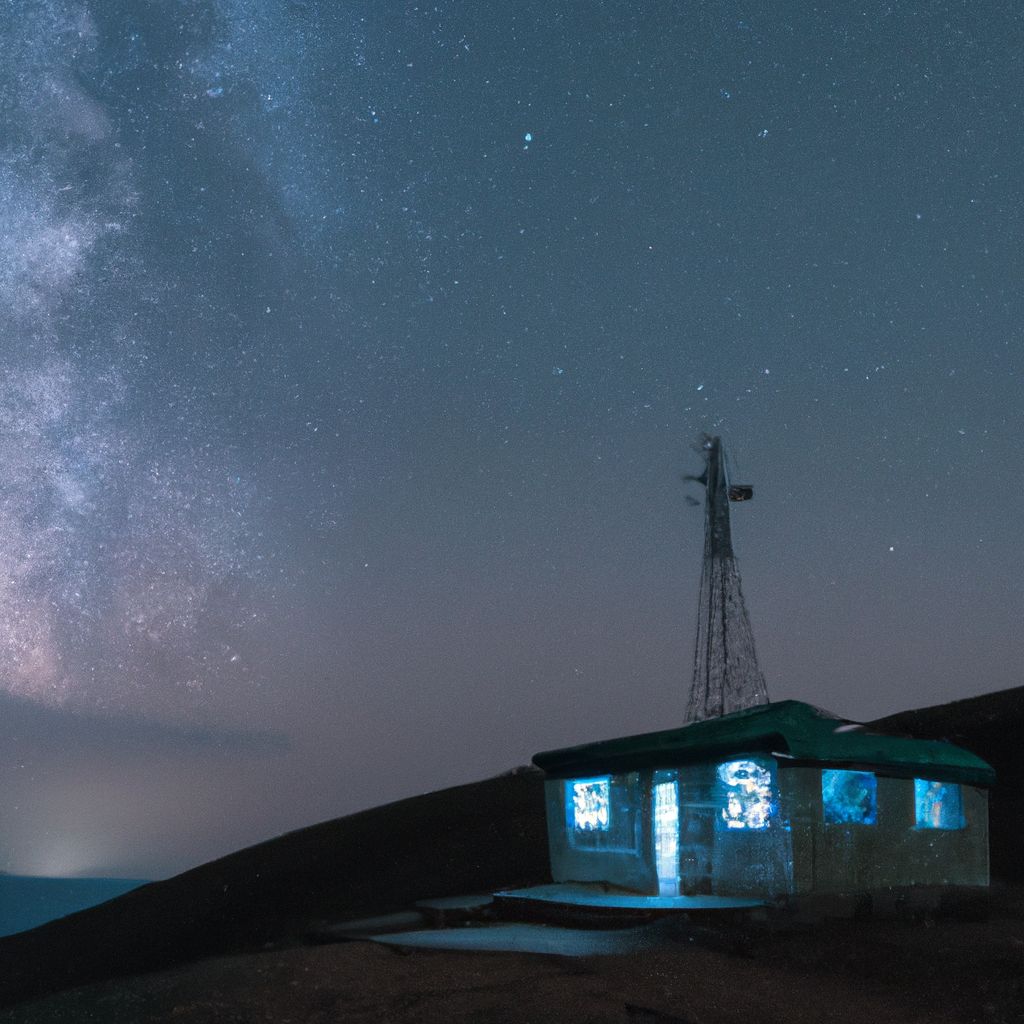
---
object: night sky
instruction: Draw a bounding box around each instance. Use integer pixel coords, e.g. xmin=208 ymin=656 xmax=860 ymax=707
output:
xmin=2 ymin=1 xmax=1022 ymax=879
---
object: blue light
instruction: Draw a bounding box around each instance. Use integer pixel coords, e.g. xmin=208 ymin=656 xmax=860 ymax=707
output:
xmin=717 ymin=758 xmax=775 ymax=830
xmin=914 ymin=779 xmax=964 ymax=830
xmin=822 ymin=769 xmax=877 ymax=825
xmin=568 ymin=777 xmax=610 ymax=831
xmin=653 ymin=774 xmax=679 ymax=895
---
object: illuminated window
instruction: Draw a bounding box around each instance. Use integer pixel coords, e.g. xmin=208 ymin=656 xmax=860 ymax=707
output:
xmin=569 ymin=777 xmax=610 ymax=832
xmin=822 ymin=769 xmax=877 ymax=825
xmin=914 ymin=779 xmax=964 ymax=830
xmin=565 ymin=774 xmax=642 ymax=853
xmin=717 ymin=758 xmax=775 ymax=830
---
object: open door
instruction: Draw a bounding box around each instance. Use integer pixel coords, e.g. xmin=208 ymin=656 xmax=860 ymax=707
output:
xmin=652 ymin=771 xmax=680 ymax=897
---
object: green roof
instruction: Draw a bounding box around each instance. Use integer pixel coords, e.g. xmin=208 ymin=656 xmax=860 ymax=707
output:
xmin=532 ymin=700 xmax=996 ymax=787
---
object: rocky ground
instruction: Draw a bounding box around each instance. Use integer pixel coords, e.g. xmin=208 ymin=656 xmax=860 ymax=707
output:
xmin=1 ymin=890 xmax=1022 ymax=1024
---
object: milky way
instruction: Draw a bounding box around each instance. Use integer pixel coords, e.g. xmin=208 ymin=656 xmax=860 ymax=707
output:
xmin=1 ymin=3 xmax=262 ymax=717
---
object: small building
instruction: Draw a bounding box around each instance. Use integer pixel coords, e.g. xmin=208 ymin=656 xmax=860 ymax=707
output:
xmin=532 ymin=700 xmax=993 ymax=902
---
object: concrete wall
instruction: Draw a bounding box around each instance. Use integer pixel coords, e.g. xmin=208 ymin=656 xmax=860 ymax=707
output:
xmin=675 ymin=758 xmax=794 ymax=899
xmin=782 ymin=766 xmax=989 ymax=895
xmin=544 ymin=762 xmax=988 ymax=898
xmin=545 ymin=758 xmax=794 ymax=898
xmin=543 ymin=773 xmax=657 ymax=893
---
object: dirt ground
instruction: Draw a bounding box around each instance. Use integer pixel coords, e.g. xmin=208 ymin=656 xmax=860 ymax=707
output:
xmin=2 ymin=896 xmax=1021 ymax=1024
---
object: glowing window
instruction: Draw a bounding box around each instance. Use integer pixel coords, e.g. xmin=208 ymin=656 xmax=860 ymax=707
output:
xmin=569 ymin=777 xmax=610 ymax=832
xmin=822 ymin=769 xmax=877 ymax=825
xmin=914 ymin=779 xmax=964 ymax=830
xmin=717 ymin=758 xmax=775 ymax=830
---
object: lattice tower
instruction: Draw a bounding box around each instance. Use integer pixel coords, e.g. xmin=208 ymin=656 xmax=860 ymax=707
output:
xmin=684 ymin=435 xmax=769 ymax=723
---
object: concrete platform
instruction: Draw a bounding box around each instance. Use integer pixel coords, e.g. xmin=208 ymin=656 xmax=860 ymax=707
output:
xmin=311 ymin=886 xmax=769 ymax=951
xmin=415 ymin=893 xmax=495 ymax=927
xmin=495 ymin=882 xmax=767 ymax=912
xmin=306 ymin=910 xmax=427 ymax=943
xmin=495 ymin=880 xmax=770 ymax=913
xmin=369 ymin=919 xmax=687 ymax=956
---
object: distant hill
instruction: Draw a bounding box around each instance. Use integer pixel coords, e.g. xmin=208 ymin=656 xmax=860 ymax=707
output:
xmin=1 ymin=686 xmax=1020 ymax=1011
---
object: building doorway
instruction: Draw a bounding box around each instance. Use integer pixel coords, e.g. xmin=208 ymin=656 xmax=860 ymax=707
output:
xmin=652 ymin=771 xmax=680 ymax=897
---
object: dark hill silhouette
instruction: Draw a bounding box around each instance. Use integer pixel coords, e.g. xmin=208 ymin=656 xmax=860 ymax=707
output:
xmin=1 ymin=685 xmax=1020 ymax=1012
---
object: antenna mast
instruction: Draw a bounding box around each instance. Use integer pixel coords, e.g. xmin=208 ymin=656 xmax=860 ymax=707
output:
xmin=685 ymin=435 xmax=768 ymax=723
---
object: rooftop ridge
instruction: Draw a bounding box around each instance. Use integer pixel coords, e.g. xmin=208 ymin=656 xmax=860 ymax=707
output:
xmin=533 ymin=699 xmax=995 ymax=787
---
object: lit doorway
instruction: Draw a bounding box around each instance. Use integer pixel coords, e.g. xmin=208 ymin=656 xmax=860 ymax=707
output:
xmin=652 ymin=771 xmax=680 ymax=897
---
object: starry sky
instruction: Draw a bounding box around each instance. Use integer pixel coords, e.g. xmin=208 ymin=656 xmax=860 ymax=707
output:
xmin=2 ymin=1 xmax=1022 ymax=878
